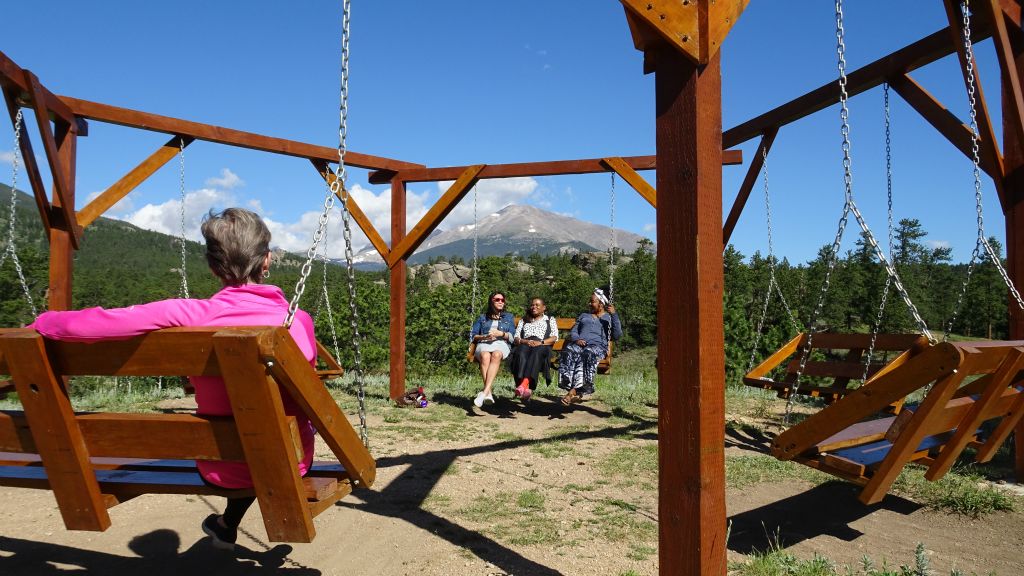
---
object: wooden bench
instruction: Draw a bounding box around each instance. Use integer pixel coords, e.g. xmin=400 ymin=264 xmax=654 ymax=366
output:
xmin=771 ymin=340 xmax=1024 ymax=504
xmin=744 ymin=332 xmax=929 ymax=403
xmin=0 ymin=326 xmax=375 ymax=543
xmin=467 ymin=317 xmax=613 ymax=375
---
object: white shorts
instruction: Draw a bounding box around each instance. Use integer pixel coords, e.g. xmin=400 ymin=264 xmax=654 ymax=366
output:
xmin=475 ymin=340 xmax=510 ymax=360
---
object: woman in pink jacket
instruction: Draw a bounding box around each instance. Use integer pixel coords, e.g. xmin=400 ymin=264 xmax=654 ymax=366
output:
xmin=31 ymin=207 xmax=317 ymax=551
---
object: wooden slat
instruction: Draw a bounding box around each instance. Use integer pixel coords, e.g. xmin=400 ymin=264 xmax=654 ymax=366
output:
xmin=2 ymin=88 xmax=51 ymax=234
xmin=387 ymin=164 xmax=486 ymax=267
xmin=889 ymin=74 xmax=997 ymax=177
xmin=311 ymin=159 xmax=390 ymax=261
xmin=1 ymin=331 xmax=109 ymax=530
xmin=815 ymin=416 xmax=896 ymax=453
xmin=976 ymin=383 xmax=1024 ymax=462
xmin=24 ymin=70 xmax=79 ymax=248
xmin=723 ymin=20 xmax=996 ymax=148
xmin=315 ymin=340 xmax=344 ymax=379
xmin=744 ymin=332 xmax=803 ymax=382
xmin=601 ymin=156 xmax=656 ymax=208
xmin=78 ymin=136 xmax=194 ymax=229
xmin=262 ymin=327 xmax=376 ymax=489
xmin=926 ymin=347 xmax=1024 ymax=480
xmin=59 ymin=96 xmax=421 ymax=172
xmin=723 ymin=128 xmax=777 ymax=247
xmin=377 ymin=151 xmax=743 ymax=185
xmin=213 ymin=329 xmax=314 ymax=543
xmin=783 ymin=359 xmax=885 ymax=381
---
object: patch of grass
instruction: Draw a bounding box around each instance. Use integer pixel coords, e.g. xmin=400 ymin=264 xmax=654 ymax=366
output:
xmin=726 ymin=454 xmax=830 ymax=489
xmin=626 ymin=544 xmax=656 ymax=561
xmin=529 ymin=438 xmax=577 ymax=459
xmin=588 ymin=500 xmax=657 ymax=543
xmin=493 ymin=431 xmax=523 ymax=442
xmin=731 ymin=539 xmax=992 ymax=576
xmin=893 ymin=466 xmax=1017 ymax=517
xmin=599 ymin=444 xmax=657 ymax=485
xmin=443 ymin=463 xmax=459 ymax=476
xmin=455 ymin=491 xmax=559 ymax=547
xmin=516 ymin=489 xmax=545 ymax=510
xmin=422 ymin=494 xmax=452 ymax=512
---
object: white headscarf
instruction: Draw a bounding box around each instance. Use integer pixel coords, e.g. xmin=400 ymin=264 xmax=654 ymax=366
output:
xmin=593 ymin=288 xmax=609 ymax=306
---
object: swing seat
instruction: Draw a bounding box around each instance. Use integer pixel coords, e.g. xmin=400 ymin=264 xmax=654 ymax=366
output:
xmin=771 ymin=340 xmax=1024 ymax=504
xmin=744 ymin=332 xmax=929 ymax=403
xmin=467 ymin=317 xmax=612 ymax=374
xmin=0 ymin=326 xmax=375 ymax=543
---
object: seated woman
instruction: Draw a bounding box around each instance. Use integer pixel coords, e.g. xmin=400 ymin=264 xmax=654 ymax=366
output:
xmin=469 ymin=291 xmax=516 ymax=408
xmin=558 ymin=288 xmax=622 ymax=405
xmin=30 ymin=208 xmax=317 ymax=551
xmin=508 ymin=297 xmax=559 ymax=402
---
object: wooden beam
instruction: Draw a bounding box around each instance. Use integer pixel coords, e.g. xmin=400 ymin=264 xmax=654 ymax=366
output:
xmin=390 ymin=178 xmax=408 ymax=401
xmin=0 ymin=51 xmax=76 ymax=125
xmin=723 ymin=21 xmax=995 ymax=148
xmin=310 ymin=159 xmax=390 ymax=261
xmin=24 ymin=70 xmax=79 ymax=248
xmin=655 ymin=47 xmax=726 ymax=576
xmin=620 ymin=0 xmax=749 ymax=66
xmin=375 ymin=152 xmax=742 ymax=185
xmin=723 ymin=127 xmax=777 ymax=247
xmin=78 ymin=136 xmax=194 ymax=229
xmin=386 ymin=165 xmax=485 ymax=267
xmin=601 ymin=157 xmax=656 ymax=208
xmin=2 ymin=88 xmax=51 ymax=234
xmin=944 ymin=0 xmax=1006 ymax=205
xmin=984 ymin=0 xmax=1024 ymax=213
xmin=59 ymin=96 xmax=423 ymax=173
xmin=48 ymin=121 xmax=77 ymax=310
xmin=889 ymin=74 xmax=998 ymax=177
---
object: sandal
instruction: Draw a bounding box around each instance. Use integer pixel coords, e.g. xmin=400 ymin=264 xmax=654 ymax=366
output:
xmin=560 ymin=389 xmax=577 ymax=406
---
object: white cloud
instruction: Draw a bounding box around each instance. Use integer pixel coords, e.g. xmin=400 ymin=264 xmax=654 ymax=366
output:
xmin=437 ymin=177 xmax=539 ymax=229
xmin=643 ymin=223 xmax=656 ymax=233
xmin=122 ymin=187 xmax=235 ymax=240
xmin=0 ymin=151 xmax=14 ymax=166
xmin=927 ymin=240 xmax=951 ymax=250
xmin=205 ymin=168 xmax=244 ymax=190
xmin=85 ymin=190 xmax=135 ymax=215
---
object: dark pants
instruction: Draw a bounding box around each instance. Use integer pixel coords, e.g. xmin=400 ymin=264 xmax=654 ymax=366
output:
xmin=508 ymin=341 xmax=552 ymax=389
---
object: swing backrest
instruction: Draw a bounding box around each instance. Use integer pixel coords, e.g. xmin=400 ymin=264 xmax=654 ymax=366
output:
xmin=0 ymin=326 xmax=374 ymax=543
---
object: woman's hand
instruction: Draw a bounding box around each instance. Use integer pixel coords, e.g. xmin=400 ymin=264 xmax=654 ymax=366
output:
xmin=576 ymin=339 xmax=587 ymax=347
xmin=488 ymin=328 xmax=503 ymax=337
xmin=606 ymin=303 xmax=616 ymax=314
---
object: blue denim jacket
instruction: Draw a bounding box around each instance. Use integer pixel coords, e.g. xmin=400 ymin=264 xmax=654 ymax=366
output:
xmin=470 ymin=312 xmax=516 ymax=344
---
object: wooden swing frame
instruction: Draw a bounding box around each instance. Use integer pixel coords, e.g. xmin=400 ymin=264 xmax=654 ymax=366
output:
xmin=3 ymin=1 xmax=1024 ymax=573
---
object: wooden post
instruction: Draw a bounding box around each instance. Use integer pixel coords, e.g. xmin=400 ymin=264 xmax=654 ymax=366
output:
xmin=1000 ymin=8 xmax=1024 ymax=478
xmin=389 ymin=178 xmax=407 ymax=401
xmin=48 ymin=121 xmax=77 ymax=311
xmin=655 ymin=47 xmax=726 ymax=576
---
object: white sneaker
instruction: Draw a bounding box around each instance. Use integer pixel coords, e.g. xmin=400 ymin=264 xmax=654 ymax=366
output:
xmin=484 ymin=394 xmax=495 ymax=405
xmin=474 ymin=392 xmax=486 ymax=408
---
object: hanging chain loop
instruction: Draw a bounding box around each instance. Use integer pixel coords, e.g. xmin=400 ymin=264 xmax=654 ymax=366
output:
xmin=2 ymin=110 xmax=38 ymax=318
xmin=177 ymin=137 xmax=190 ymax=299
xmin=470 ymin=183 xmax=479 ymax=325
xmin=609 ymin=172 xmax=616 ymax=302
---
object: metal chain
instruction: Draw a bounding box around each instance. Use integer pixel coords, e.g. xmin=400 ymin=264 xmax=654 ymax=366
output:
xmin=319 ymin=237 xmax=342 ymax=364
xmin=2 ymin=110 xmax=37 ymax=318
xmin=470 ymin=183 xmax=479 ymax=321
xmin=177 ymin=137 xmax=190 ymax=299
xmin=862 ymin=83 xmax=895 ymax=382
xmin=946 ymin=1 xmax=1024 ymax=339
xmin=608 ymin=172 xmax=616 ymax=302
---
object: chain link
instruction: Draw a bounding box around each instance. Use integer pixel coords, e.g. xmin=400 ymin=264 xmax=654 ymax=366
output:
xmin=862 ymin=83 xmax=895 ymax=382
xmin=318 ymin=233 xmax=342 ymax=364
xmin=609 ymin=172 xmax=616 ymax=302
xmin=177 ymin=137 xmax=190 ymax=299
xmin=470 ymin=183 xmax=479 ymax=324
xmin=1 ymin=110 xmax=38 ymax=318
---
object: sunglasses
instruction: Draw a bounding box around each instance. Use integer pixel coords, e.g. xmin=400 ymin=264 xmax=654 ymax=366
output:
xmin=491 ymin=297 xmax=505 ymax=302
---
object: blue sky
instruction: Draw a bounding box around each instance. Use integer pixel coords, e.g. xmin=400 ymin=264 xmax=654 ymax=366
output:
xmin=0 ymin=1 xmax=1008 ymax=264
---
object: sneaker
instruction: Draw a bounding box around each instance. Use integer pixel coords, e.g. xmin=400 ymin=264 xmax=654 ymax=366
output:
xmin=474 ymin=391 xmax=486 ymax=408
xmin=202 ymin=514 xmax=237 ymax=550
xmin=484 ymin=394 xmax=495 ymax=405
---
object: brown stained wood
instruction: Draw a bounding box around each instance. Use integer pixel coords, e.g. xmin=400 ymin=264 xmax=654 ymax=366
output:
xmin=387 ymin=165 xmax=485 ymax=267
xmin=308 ymin=480 xmax=353 ymax=518
xmin=797 ymin=456 xmax=870 ymax=486
xmin=820 ymin=453 xmax=867 ymax=478
xmin=976 ymin=383 xmax=1024 ymax=462
xmin=390 ymin=178 xmax=408 ymax=401
xmin=707 ymin=0 xmax=750 ymax=59
xmin=261 ymin=327 xmax=376 ymax=489
xmin=772 ymin=342 xmax=963 ymax=461
xmin=0 ymin=51 xmax=75 ymax=124
xmin=374 ymin=152 xmax=741 ymax=185
xmin=621 ymin=0 xmax=699 ymax=61
xmin=655 ymin=47 xmax=726 ymax=576
xmin=47 ymin=118 xmax=77 ymax=310
xmin=23 ymin=70 xmax=79 ymax=249
xmin=744 ymin=332 xmax=803 ymax=382
xmin=811 ymin=333 xmax=928 ymax=351
xmin=310 ymin=159 xmax=390 ymax=261
xmin=315 ymin=340 xmax=344 ymax=379
xmin=601 ymin=157 xmax=656 ymax=208
xmin=2 ymin=88 xmax=51 ymax=234
xmin=78 ymin=136 xmax=194 ymax=229
xmin=1 ymin=331 xmax=109 ymax=530
xmin=926 ymin=347 xmax=1024 ymax=480
xmin=213 ymin=329 xmax=314 ymax=543
xmin=890 ymin=74 xmax=1000 ymax=177
xmin=723 ymin=20 xmax=996 ymax=148
xmin=944 ymin=0 xmax=1007 ymax=205
xmin=859 ymin=351 xmax=979 ymax=504
xmin=723 ymin=128 xmax=777 ymax=247
xmin=815 ymin=417 xmax=896 ymax=453
xmin=59 ymin=96 xmax=421 ymax=172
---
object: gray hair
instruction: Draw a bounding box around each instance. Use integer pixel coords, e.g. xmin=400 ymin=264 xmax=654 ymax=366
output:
xmin=201 ymin=208 xmax=271 ymax=286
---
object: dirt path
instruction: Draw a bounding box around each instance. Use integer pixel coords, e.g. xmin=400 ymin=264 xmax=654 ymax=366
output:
xmin=1 ymin=394 xmax=1021 ymax=575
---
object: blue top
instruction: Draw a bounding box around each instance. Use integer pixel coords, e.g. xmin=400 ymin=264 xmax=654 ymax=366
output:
xmin=470 ymin=312 xmax=516 ymax=344
xmin=569 ymin=312 xmax=622 ymax=350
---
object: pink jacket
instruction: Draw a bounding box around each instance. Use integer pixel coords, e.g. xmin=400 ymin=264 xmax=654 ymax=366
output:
xmin=31 ymin=283 xmax=317 ymax=489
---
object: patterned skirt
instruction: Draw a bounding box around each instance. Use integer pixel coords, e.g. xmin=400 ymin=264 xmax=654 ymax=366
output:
xmin=558 ymin=342 xmax=606 ymax=395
